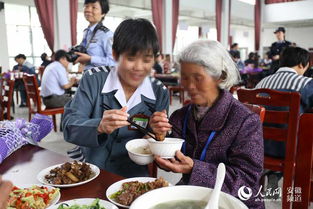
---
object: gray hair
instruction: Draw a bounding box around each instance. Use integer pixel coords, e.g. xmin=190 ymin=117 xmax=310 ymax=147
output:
xmin=177 ymin=40 xmax=240 ymax=90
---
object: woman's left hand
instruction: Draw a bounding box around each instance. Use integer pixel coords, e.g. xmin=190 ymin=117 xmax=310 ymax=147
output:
xmin=154 ymin=150 xmax=194 ymax=174
xmin=74 ymin=52 xmax=91 ymax=64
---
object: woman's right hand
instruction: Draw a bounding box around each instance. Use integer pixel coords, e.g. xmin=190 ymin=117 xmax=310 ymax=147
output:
xmin=97 ymin=106 xmax=130 ymax=134
xmin=149 ymin=110 xmax=172 ymax=137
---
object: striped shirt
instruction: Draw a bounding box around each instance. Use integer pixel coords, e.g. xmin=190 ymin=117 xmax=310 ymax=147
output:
xmin=256 ymin=67 xmax=312 ymax=91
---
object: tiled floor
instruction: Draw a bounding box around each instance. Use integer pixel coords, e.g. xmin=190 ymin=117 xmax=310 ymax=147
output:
xmin=9 ymin=95 xmax=312 ymax=209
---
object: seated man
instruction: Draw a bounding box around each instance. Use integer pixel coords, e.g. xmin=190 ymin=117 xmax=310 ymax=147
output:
xmin=153 ymin=53 xmax=163 ymax=74
xmin=40 ymin=50 xmax=76 ymax=108
xmin=13 ymin=54 xmax=36 ymax=107
xmin=13 ymin=54 xmax=36 ymax=74
xmin=255 ymin=46 xmax=312 ymax=191
xmin=256 ymin=46 xmax=312 ymax=113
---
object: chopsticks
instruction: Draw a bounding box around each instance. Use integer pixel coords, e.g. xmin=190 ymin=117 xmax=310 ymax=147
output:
xmin=100 ymin=103 xmax=158 ymax=140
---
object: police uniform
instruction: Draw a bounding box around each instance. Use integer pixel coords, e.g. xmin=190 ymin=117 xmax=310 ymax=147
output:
xmin=62 ymin=66 xmax=169 ymax=177
xmin=268 ymin=40 xmax=291 ymax=73
xmin=81 ymin=23 xmax=116 ymax=71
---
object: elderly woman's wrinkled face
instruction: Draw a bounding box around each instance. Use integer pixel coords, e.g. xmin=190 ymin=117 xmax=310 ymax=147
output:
xmin=180 ymin=62 xmax=220 ymax=106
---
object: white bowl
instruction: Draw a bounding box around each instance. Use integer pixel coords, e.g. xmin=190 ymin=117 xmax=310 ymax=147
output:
xmin=148 ymin=138 xmax=184 ymax=158
xmin=126 ymin=139 xmax=154 ymax=165
xmin=130 ymin=185 xmax=248 ymax=209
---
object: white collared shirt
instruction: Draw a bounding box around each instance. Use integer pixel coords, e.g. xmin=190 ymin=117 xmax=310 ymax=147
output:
xmin=101 ymin=68 xmax=156 ymax=111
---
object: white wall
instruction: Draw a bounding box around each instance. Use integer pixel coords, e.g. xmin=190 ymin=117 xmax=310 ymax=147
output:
xmin=231 ymin=0 xmax=254 ymax=21
xmin=231 ymin=26 xmax=255 ymax=56
xmin=262 ymin=27 xmax=313 ymax=50
xmin=264 ymin=0 xmax=313 ymax=23
xmin=1 ymin=0 xmax=34 ymax=6
xmin=180 ymin=0 xmax=214 ymax=14
xmin=0 ymin=7 xmax=9 ymax=71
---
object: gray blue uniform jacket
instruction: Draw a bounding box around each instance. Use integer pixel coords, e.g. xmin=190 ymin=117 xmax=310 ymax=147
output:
xmin=62 ymin=67 xmax=169 ymax=177
xmin=81 ymin=23 xmax=116 ymax=70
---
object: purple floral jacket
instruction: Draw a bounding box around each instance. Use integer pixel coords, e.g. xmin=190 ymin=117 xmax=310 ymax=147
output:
xmin=170 ymin=90 xmax=264 ymax=209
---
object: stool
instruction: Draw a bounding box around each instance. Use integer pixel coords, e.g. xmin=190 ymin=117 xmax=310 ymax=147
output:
xmin=168 ymin=85 xmax=184 ymax=105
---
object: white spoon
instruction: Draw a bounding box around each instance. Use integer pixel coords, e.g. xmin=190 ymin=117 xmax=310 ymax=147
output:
xmin=205 ymin=163 xmax=226 ymax=209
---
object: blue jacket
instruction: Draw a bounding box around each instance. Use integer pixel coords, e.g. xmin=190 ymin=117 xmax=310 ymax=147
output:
xmin=62 ymin=67 xmax=169 ymax=177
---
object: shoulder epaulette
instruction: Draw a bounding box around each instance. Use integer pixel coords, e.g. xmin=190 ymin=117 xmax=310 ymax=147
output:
xmin=98 ymin=25 xmax=109 ymax=33
xmin=87 ymin=66 xmax=109 ymax=75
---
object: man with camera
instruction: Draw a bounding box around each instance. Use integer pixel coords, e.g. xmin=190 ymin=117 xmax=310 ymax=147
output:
xmin=73 ymin=0 xmax=115 ymax=71
xmin=40 ymin=50 xmax=76 ymax=108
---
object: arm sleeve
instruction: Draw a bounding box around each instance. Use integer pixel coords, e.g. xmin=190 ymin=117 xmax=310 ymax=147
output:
xmin=268 ymin=43 xmax=275 ymax=58
xmin=300 ymin=80 xmax=313 ymax=112
xmin=155 ymin=87 xmax=170 ymax=113
xmin=90 ymin=32 xmax=115 ymax=67
xmin=62 ymin=74 xmax=108 ymax=147
xmin=188 ymin=114 xmax=264 ymax=197
xmin=58 ymin=68 xmax=69 ymax=87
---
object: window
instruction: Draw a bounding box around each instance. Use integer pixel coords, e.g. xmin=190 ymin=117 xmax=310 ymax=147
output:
xmin=5 ymin=3 xmax=51 ymax=69
xmin=173 ymin=26 xmax=199 ymax=56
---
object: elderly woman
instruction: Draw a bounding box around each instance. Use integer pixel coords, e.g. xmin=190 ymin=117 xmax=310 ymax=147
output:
xmin=150 ymin=40 xmax=264 ymax=209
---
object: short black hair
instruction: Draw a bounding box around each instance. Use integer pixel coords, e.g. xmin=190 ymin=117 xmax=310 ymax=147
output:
xmin=84 ymin=0 xmax=109 ymax=14
xmin=279 ymin=47 xmax=310 ymax=68
xmin=231 ymin=43 xmax=238 ymax=49
xmin=15 ymin=54 xmax=26 ymax=60
xmin=41 ymin=53 xmax=48 ymax=61
xmin=54 ymin=50 xmax=68 ymax=61
xmin=113 ymin=18 xmax=159 ymax=58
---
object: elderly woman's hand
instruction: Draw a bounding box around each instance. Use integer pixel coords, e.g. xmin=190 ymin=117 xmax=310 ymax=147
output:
xmin=149 ymin=110 xmax=172 ymax=137
xmin=0 ymin=176 xmax=13 ymax=209
xmin=97 ymin=106 xmax=130 ymax=134
xmin=154 ymin=151 xmax=194 ymax=174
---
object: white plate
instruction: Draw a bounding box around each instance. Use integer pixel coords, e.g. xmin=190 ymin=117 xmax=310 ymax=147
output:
xmin=48 ymin=198 xmax=118 ymax=209
xmin=11 ymin=184 xmax=61 ymax=208
xmin=106 ymin=177 xmax=171 ymax=208
xmin=37 ymin=162 xmax=100 ymax=188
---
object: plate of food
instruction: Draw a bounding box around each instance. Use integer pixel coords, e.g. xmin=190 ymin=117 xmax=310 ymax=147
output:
xmin=7 ymin=184 xmax=60 ymax=209
xmin=48 ymin=198 xmax=118 ymax=209
xmin=37 ymin=161 xmax=100 ymax=188
xmin=106 ymin=177 xmax=170 ymax=208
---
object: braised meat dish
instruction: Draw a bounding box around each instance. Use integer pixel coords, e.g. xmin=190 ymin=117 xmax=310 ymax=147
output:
xmin=45 ymin=161 xmax=93 ymax=184
xmin=110 ymin=177 xmax=169 ymax=206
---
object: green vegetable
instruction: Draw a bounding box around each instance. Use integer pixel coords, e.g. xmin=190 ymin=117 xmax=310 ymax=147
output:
xmin=109 ymin=190 xmax=123 ymax=200
xmin=57 ymin=199 xmax=106 ymax=209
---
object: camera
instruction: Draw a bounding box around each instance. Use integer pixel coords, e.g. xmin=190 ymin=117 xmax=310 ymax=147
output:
xmin=66 ymin=45 xmax=87 ymax=62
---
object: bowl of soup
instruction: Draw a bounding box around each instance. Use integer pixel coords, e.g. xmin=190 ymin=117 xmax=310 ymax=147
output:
xmin=126 ymin=139 xmax=154 ymax=165
xmin=129 ymin=185 xmax=248 ymax=209
xmin=147 ymin=138 xmax=184 ymax=158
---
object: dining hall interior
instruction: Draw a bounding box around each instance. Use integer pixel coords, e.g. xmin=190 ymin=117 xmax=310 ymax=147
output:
xmin=1 ymin=0 xmax=313 ymax=209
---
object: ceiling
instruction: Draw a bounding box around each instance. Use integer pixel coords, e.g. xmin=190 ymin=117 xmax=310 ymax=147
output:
xmin=80 ymin=0 xmax=313 ymax=29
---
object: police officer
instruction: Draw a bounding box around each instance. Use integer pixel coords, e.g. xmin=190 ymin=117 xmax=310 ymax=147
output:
xmin=75 ymin=0 xmax=115 ymax=71
xmin=62 ymin=19 xmax=169 ymax=178
xmin=268 ymin=27 xmax=291 ymax=74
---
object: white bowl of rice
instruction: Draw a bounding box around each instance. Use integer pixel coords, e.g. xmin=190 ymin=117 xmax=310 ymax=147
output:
xmin=126 ymin=139 xmax=154 ymax=165
xmin=147 ymin=137 xmax=184 ymax=158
